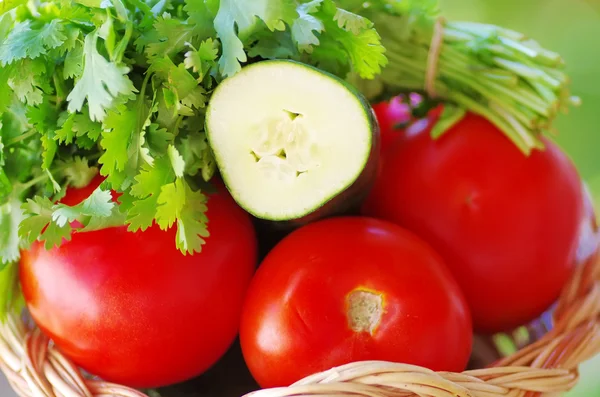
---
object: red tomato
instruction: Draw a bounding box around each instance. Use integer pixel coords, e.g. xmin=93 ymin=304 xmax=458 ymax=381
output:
xmin=362 ymin=112 xmax=584 ymax=334
xmin=240 ymin=217 xmax=472 ymax=388
xmin=371 ymin=96 xmax=413 ymax=150
xmin=20 ymin=180 xmax=258 ymax=388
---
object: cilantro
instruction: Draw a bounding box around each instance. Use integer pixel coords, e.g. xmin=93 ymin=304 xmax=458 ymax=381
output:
xmin=66 ymin=31 xmax=136 ymax=122
xmin=0 ymin=0 xmax=388 ymax=272
xmin=312 ymin=1 xmax=387 ymax=79
xmin=0 ymin=20 xmax=67 ymax=65
xmin=213 ymin=0 xmax=298 ymax=76
xmin=9 ymin=59 xmax=48 ymax=106
xmin=292 ymin=0 xmax=325 ymax=52
xmin=0 ymin=200 xmax=23 ymax=266
xmin=55 ymin=156 xmax=99 ymax=189
xmin=184 ymin=39 xmax=219 ymax=80
xmin=19 ymin=187 xmax=122 ymax=250
xmin=55 ymin=108 xmax=102 ymax=145
xmin=19 ymin=196 xmax=72 ymax=249
xmin=144 ymin=17 xmax=198 ymax=61
xmin=127 ymin=156 xmax=175 ymax=231
xmin=63 ymin=40 xmax=84 ymax=79
xmin=52 ymin=188 xmax=114 ymax=227
xmin=162 ymin=178 xmax=209 ymax=254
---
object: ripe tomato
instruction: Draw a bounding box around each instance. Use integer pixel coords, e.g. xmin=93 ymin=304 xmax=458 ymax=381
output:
xmin=371 ymin=95 xmax=413 ymax=150
xmin=240 ymin=217 xmax=472 ymax=388
xmin=20 ymin=179 xmax=258 ymax=388
xmin=362 ymin=112 xmax=584 ymax=334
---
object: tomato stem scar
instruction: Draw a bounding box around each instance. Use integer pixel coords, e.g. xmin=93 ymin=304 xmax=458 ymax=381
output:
xmin=346 ymin=288 xmax=384 ymax=335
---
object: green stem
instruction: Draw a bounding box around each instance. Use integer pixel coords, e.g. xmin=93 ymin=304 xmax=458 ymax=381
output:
xmin=16 ymin=153 xmax=103 ymax=193
xmin=17 ymin=174 xmax=49 ymax=192
xmin=5 ymin=129 xmax=37 ymax=147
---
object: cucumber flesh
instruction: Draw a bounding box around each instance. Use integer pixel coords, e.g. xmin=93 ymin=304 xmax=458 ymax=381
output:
xmin=206 ymin=60 xmax=376 ymax=221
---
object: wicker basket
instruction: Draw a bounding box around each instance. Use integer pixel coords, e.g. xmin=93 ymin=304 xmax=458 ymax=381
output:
xmin=0 ymin=240 xmax=598 ymax=397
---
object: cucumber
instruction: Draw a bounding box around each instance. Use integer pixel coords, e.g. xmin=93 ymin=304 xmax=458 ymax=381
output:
xmin=206 ymin=60 xmax=379 ymax=223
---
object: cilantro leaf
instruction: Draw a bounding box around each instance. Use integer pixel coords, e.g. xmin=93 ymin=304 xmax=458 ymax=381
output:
xmin=0 ymin=65 xmax=13 ymax=113
xmin=66 ymin=31 xmax=136 ymax=122
xmin=98 ymin=93 xmax=153 ymax=184
xmin=27 ymin=99 xmax=59 ymax=169
xmin=20 ymin=188 xmax=122 ymax=250
xmin=127 ymin=156 xmax=175 ymax=231
xmin=9 ymin=58 xmax=48 ymax=106
xmin=248 ymin=29 xmax=298 ymax=59
xmin=0 ymin=20 xmax=67 ymax=65
xmin=167 ymin=145 xmax=185 ymax=178
xmin=184 ymin=39 xmax=219 ymax=80
xmin=126 ymin=196 xmax=157 ymax=231
xmin=0 ymin=200 xmax=23 ymax=266
xmin=213 ymin=0 xmax=298 ymax=76
xmin=130 ymin=156 xmax=176 ymax=199
xmin=41 ymin=133 xmax=58 ymax=170
xmin=142 ymin=17 xmax=195 ymax=60
xmin=146 ymin=123 xmax=174 ymax=157
xmin=334 ymin=8 xmax=370 ymax=34
xmin=174 ymin=181 xmax=209 ymax=254
xmin=99 ymin=104 xmax=136 ymax=175
xmin=56 ymin=107 xmax=102 ymax=145
xmin=55 ymin=156 xmax=99 ymax=189
xmin=291 ymin=0 xmax=324 ymax=52
xmin=63 ymin=39 xmax=84 ymax=79
xmin=0 ymin=259 xmax=25 ymax=320
xmin=184 ymin=0 xmax=217 ymax=37
xmin=312 ymin=1 xmax=387 ymax=79
xmin=19 ymin=196 xmax=72 ymax=249
xmin=155 ymin=179 xmax=186 ymax=229
xmin=156 ymin=178 xmax=209 ymax=254
xmin=52 ymin=188 xmax=114 ymax=227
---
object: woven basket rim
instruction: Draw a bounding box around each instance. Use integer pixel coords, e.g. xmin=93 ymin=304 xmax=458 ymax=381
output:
xmin=1 ymin=244 xmax=599 ymax=397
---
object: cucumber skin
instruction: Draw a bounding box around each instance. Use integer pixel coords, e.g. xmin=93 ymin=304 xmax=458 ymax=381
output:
xmin=207 ymin=59 xmax=381 ymax=229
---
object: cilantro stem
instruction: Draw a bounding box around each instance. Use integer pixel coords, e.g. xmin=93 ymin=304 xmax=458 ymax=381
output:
xmin=359 ymin=7 xmax=578 ymax=154
xmin=5 ymin=129 xmax=37 ymax=147
xmin=17 ymin=174 xmax=50 ymax=193
xmin=16 ymin=153 xmax=103 ymax=193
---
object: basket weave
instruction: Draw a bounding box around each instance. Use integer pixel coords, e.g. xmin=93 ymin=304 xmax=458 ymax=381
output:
xmin=0 ymin=245 xmax=598 ymax=397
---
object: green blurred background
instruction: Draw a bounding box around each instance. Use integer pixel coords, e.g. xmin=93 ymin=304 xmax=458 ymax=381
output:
xmin=439 ymin=0 xmax=600 ymax=395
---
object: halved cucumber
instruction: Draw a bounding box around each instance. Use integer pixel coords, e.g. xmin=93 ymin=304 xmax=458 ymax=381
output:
xmin=206 ymin=60 xmax=379 ymax=223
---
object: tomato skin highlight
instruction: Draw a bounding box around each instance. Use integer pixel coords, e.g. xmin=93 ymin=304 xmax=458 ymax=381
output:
xmin=362 ymin=112 xmax=584 ymax=334
xmin=371 ymin=96 xmax=413 ymax=151
xmin=240 ymin=217 xmax=473 ymax=388
xmin=19 ymin=181 xmax=258 ymax=388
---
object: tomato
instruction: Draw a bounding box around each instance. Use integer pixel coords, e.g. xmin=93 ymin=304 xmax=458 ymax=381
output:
xmin=240 ymin=217 xmax=472 ymax=388
xmin=362 ymin=112 xmax=584 ymax=334
xmin=371 ymin=95 xmax=413 ymax=150
xmin=19 ymin=179 xmax=258 ymax=388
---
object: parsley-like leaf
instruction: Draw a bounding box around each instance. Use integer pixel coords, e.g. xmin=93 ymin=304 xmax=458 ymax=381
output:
xmin=0 ymin=20 xmax=67 ymax=65
xmin=63 ymin=39 xmax=84 ymax=79
xmin=66 ymin=31 xmax=136 ymax=122
xmin=144 ymin=17 xmax=198 ymax=62
xmin=308 ymin=1 xmax=387 ymax=79
xmin=291 ymin=0 xmax=324 ymax=52
xmin=9 ymin=59 xmax=48 ymax=106
xmin=157 ymin=178 xmax=209 ymax=254
xmin=52 ymin=188 xmax=114 ymax=227
xmin=213 ymin=0 xmax=298 ymax=76
xmin=19 ymin=196 xmax=72 ymax=249
xmin=0 ymin=200 xmax=23 ymax=266
xmin=127 ymin=156 xmax=175 ymax=231
xmin=55 ymin=156 xmax=99 ymax=189
xmin=167 ymin=145 xmax=185 ymax=178
xmin=98 ymin=94 xmax=153 ymax=183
